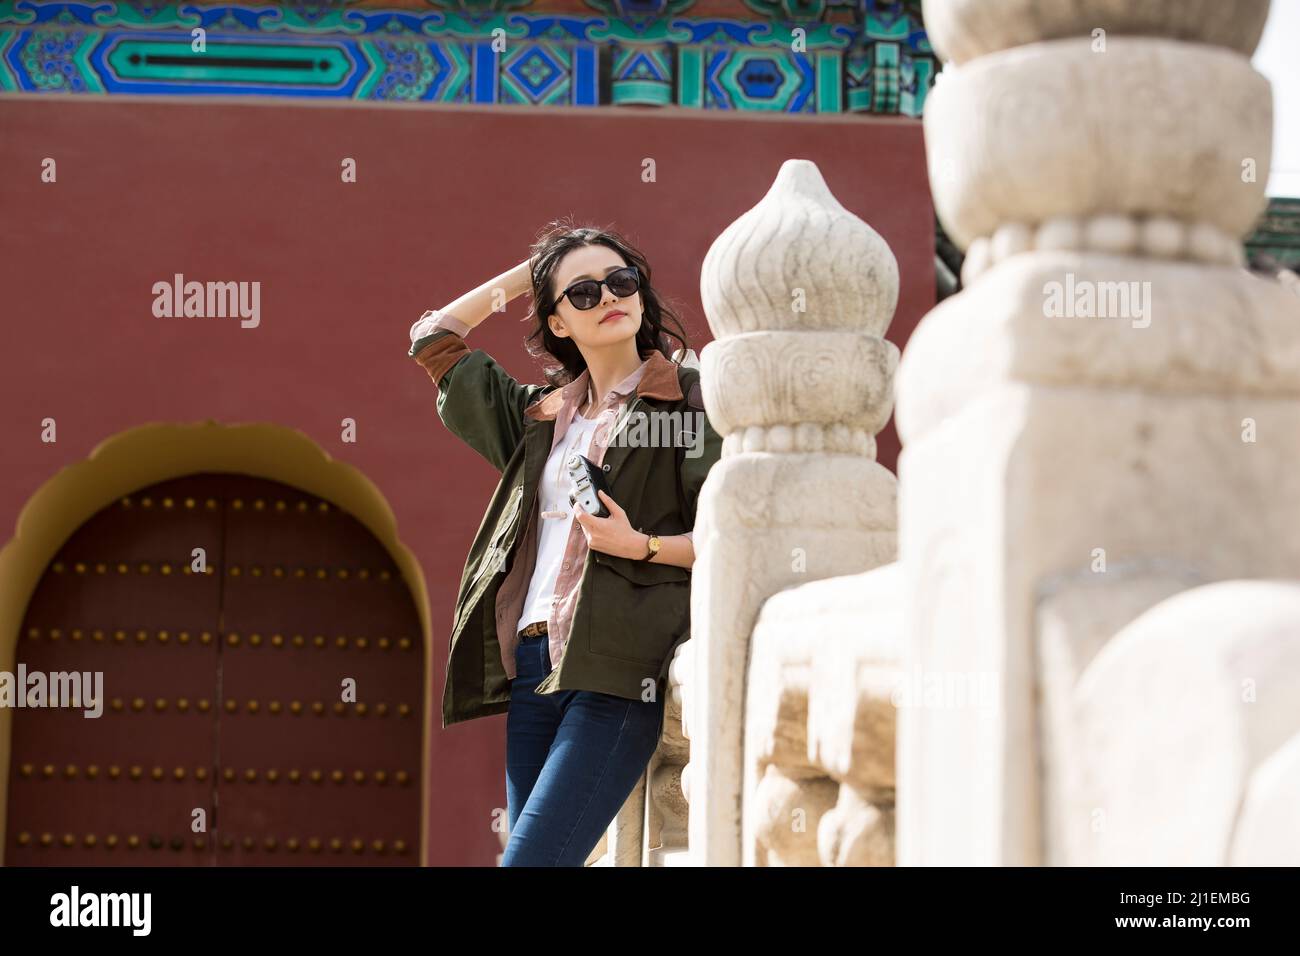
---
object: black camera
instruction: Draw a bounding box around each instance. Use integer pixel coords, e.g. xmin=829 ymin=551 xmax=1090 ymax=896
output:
xmin=566 ymin=453 xmax=611 ymax=518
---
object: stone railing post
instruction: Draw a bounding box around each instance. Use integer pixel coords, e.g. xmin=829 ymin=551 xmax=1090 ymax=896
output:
xmin=687 ymin=159 xmax=901 ymax=866
xmin=899 ymin=0 xmax=1297 ymax=864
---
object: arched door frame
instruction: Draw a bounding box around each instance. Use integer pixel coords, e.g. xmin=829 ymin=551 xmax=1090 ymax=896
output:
xmin=0 ymin=420 xmax=433 ymax=865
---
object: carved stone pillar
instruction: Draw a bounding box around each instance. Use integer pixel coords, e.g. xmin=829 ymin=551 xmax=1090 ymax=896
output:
xmin=900 ymin=0 xmax=1299 ymax=864
xmin=689 ymin=159 xmax=901 ymax=865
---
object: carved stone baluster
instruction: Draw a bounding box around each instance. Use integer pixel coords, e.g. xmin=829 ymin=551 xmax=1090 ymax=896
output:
xmin=901 ymin=0 xmax=1298 ymax=865
xmin=689 ymin=159 xmax=901 ymax=865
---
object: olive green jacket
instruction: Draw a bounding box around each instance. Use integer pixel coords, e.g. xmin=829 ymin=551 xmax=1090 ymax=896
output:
xmin=409 ymin=328 xmax=722 ymax=729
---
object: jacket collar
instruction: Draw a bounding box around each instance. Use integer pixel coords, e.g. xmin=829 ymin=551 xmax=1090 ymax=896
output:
xmin=523 ymin=349 xmax=683 ymax=422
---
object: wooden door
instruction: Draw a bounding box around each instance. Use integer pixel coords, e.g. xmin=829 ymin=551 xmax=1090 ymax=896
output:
xmin=4 ymin=474 xmax=424 ymax=865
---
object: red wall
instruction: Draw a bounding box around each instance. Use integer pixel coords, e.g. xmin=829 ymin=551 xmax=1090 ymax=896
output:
xmin=0 ymin=94 xmax=933 ymax=865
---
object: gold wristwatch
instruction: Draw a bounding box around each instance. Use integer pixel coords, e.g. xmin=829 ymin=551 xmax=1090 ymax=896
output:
xmin=641 ymin=532 xmax=661 ymax=561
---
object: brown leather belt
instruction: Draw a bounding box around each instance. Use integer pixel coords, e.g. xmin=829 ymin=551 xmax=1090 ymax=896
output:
xmin=518 ymin=620 xmax=548 ymax=639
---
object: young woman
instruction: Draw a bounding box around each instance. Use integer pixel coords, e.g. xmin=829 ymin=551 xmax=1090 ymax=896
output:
xmin=407 ymin=222 xmax=722 ymax=866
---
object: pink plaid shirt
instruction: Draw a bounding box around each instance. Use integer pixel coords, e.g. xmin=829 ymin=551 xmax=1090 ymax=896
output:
xmin=410 ymin=309 xmax=694 ymax=679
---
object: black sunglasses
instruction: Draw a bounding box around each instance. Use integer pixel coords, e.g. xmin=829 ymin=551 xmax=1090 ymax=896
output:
xmin=557 ymin=266 xmax=641 ymax=311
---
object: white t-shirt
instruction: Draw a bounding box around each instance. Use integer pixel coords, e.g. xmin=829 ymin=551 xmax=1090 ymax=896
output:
xmin=516 ymin=411 xmax=604 ymax=632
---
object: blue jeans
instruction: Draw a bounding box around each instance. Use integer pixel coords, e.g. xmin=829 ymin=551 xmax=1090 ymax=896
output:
xmin=502 ymin=631 xmax=666 ymax=866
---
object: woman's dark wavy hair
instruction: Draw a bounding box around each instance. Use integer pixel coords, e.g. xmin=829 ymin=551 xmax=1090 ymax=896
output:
xmin=524 ymin=219 xmax=690 ymax=387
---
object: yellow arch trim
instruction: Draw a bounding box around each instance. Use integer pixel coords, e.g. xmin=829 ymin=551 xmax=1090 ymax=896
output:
xmin=0 ymin=420 xmax=433 ymax=866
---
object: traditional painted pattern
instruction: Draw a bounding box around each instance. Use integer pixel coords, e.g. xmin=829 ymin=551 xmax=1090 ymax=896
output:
xmin=1245 ymin=197 xmax=1300 ymax=274
xmin=0 ymin=0 xmax=935 ymax=114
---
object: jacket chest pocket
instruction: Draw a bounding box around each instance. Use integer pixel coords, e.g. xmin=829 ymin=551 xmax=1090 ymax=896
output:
xmin=484 ymin=487 xmax=524 ymax=575
xmin=585 ymin=549 xmax=691 ymax=667
xmin=460 ymin=487 xmax=523 ymax=614
xmin=493 ymin=486 xmax=524 ymax=551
